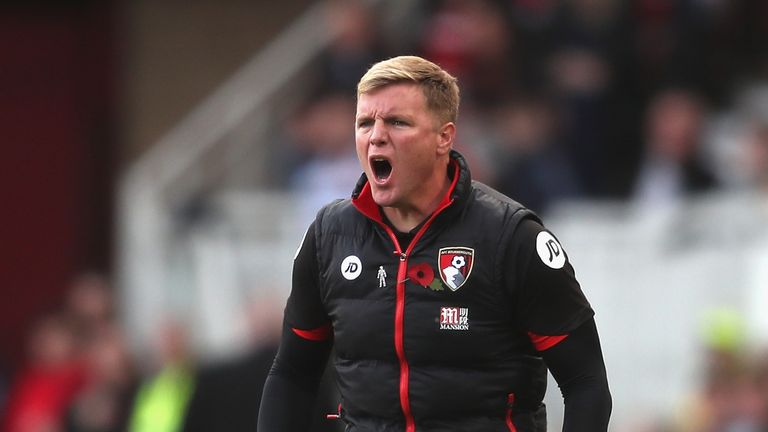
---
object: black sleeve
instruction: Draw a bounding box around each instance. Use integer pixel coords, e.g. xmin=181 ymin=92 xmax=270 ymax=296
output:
xmin=257 ymin=327 xmax=333 ymax=431
xmin=257 ymin=222 xmax=333 ymax=432
xmin=284 ymin=221 xmax=330 ymax=330
xmin=541 ymin=318 xmax=612 ymax=431
xmin=507 ymin=218 xmax=594 ymax=335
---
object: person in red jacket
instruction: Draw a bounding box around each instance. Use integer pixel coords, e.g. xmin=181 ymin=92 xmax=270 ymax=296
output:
xmin=3 ymin=314 xmax=86 ymax=432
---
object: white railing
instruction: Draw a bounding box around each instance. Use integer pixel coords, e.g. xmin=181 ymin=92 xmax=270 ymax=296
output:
xmin=117 ymin=1 xmax=339 ymax=357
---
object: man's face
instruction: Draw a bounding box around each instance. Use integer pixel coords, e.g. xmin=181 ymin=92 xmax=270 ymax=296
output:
xmin=355 ymin=83 xmax=453 ymax=209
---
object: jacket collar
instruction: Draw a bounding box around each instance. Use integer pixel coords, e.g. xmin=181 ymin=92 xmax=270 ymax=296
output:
xmin=351 ymin=150 xmax=472 ymax=225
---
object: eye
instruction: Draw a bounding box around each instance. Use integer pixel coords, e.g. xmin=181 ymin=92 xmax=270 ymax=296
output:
xmin=391 ymin=119 xmax=408 ymax=127
xmin=356 ymin=119 xmax=373 ymax=129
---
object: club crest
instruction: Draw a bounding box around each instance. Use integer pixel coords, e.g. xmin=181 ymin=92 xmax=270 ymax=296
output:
xmin=438 ymin=247 xmax=474 ymax=291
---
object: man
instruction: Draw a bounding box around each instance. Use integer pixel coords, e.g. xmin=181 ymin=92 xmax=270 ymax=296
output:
xmin=259 ymin=56 xmax=611 ymax=431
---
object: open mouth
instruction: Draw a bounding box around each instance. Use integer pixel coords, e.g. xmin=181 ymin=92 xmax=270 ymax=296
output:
xmin=371 ymin=158 xmax=392 ymax=182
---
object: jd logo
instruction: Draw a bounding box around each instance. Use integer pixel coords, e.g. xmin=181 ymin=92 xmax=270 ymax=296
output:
xmin=536 ymin=231 xmax=566 ymax=269
xmin=341 ymin=255 xmax=362 ymax=280
xmin=546 ymin=239 xmax=560 ymax=262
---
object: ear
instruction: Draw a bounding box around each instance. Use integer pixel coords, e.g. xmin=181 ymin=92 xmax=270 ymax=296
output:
xmin=436 ymin=122 xmax=455 ymax=156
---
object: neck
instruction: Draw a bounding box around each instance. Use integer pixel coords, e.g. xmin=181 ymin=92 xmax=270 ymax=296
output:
xmin=382 ymin=172 xmax=451 ymax=233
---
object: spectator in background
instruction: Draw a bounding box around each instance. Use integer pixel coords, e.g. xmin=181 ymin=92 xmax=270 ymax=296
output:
xmin=287 ymin=91 xmax=362 ymax=228
xmin=544 ymin=0 xmax=637 ymax=197
xmin=631 ymin=88 xmax=717 ymax=209
xmin=546 ymin=43 xmax=614 ymax=196
xmin=63 ymin=273 xmax=115 ymax=352
xmin=57 ymin=273 xmax=137 ymax=432
xmin=64 ymin=324 xmax=136 ymax=432
xmin=420 ymin=0 xmax=517 ymax=108
xmin=128 ymin=320 xmax=194 ymax=432
xmin=2 ymin=314 xmax=86 ymax=432
xmin=317 ymin=0 xmax=387 ymax=95
xmin=504 ymin=0 xmax=559 ymax=89
xmin=747 ymin=124 xmax=768 ymax=194
xmin=491 ymin=95 xmax=583 ymax=215
xmin=675 ymin=309 xmax=768 ymax=432
xmin=702 ymin=83 xmax=768 ymax=202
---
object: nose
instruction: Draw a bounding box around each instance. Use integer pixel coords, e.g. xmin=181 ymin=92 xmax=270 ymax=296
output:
xmin=369 ymin=119 xmax=387 ymax=146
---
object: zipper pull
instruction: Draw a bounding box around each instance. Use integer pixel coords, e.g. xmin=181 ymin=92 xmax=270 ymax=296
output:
xmin=393 ymin=251 xmax=407 ymax=261
xmin=326 ymin=403 xmax=343 ymax=420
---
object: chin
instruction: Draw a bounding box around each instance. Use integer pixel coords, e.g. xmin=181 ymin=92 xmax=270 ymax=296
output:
xmin=370 ymin=189 xmax=398 ymax=208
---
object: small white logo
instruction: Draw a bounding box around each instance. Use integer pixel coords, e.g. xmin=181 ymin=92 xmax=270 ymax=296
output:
xmin=377 ymin=266 xmax=387 ymax=287
xmin=341 ymin=255 xmax=362 ymax=280
xmin=439 ymin=307 xmax=469 ymax=331
xmin=536 ymin=231 xmax=566 ymax=269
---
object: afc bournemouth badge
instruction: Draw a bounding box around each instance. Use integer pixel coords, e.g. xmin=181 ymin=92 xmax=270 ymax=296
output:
xmin=438 ymin=247 xmax=474 ymax=291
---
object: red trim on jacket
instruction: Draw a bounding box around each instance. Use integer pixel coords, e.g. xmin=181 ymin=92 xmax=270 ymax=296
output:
xmin=291 ymin=323 xmax=332 ymax=341
xmin=352 ymin=160 xmax=459 ymax=225
xmin=527 ymin=331 xmax=568 ymax=351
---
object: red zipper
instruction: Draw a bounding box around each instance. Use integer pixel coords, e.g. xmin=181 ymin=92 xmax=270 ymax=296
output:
xmin=377 ymin=197 xmax=454 ymax=432
xmin=505 ymin=393 xmax=517 ymax=432
xmin=393 ymin=250 xmax=415 ymax=432
xmin=351 ymin=161 xmax=460 ymax=432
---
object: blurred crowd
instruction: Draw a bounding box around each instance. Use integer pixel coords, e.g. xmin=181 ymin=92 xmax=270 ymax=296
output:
xmin=1 ymin=274 xmax=136 ymax=432
xmin=277 ymin=0 xmax=768 ymax=222
xmin=3 ymin=0 xmax=768 ymax=431
xmin=0 ymin=272 xmax=339 ymax=432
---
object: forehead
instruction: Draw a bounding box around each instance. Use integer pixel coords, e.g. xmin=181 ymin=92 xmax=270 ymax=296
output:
xmin=356 ymin=83 xmax=427 ymax=115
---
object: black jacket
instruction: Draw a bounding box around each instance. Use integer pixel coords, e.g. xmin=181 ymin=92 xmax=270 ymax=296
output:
xmin=287 ymin=151 xmax=593 ymax=431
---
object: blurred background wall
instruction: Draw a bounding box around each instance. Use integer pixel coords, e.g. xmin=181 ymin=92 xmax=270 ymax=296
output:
xmin=2 ymin=0 xmax=768 ymax=431
xmin=0 ymin=0 xmax=312 ymax=367
xmin=0 ymin=0 xmax=117 ymax=370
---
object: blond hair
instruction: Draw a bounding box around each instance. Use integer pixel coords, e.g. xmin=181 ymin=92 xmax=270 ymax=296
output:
xmin=357 ymin=56 xmax=460 ymax=124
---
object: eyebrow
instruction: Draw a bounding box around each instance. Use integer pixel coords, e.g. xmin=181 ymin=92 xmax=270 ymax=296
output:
xmin=356 ymin=111 xmax=413 ymax=120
